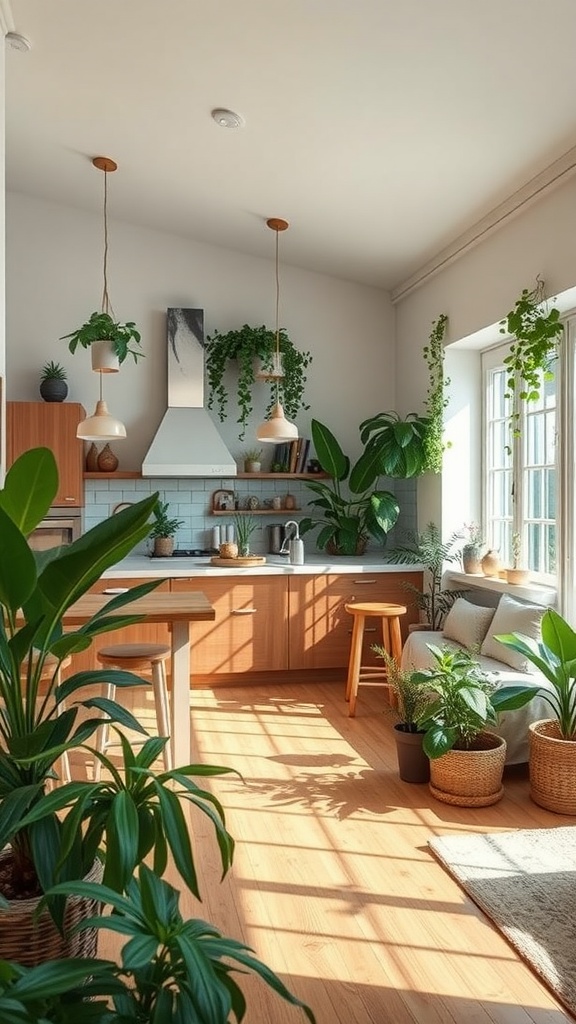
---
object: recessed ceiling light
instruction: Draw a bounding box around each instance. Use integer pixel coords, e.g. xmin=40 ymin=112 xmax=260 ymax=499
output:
xmin=211 ymin=108 xmax=245 ymax=129
xmin=5 ymin=32 xmax=32 ymax=52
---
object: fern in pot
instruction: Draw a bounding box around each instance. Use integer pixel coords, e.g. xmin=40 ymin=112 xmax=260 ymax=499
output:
xmin=373 ymin=646 xmax=431 ymax=783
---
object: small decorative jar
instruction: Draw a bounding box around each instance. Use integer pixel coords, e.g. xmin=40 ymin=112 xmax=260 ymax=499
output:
xmin=85 ymin=443 xmax=99 ymax=472
xmin=284 ymin=494 xmax=296 ymax=510
xmin=219 ymin=542 xmax=238 ymax=559
xmin=97 ymin=444 xmax=119 ymax=472
xmin=481 ymin=549 xmax=500 ymax=577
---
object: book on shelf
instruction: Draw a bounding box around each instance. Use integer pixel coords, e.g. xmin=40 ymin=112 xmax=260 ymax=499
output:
xmin=296 ymin=438 xmax=310 ymax=474
xmin=288 ymin=438 xmax=302 ymax=474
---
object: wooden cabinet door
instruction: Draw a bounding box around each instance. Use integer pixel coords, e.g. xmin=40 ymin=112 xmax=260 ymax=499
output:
xmin=69 ymin=577 xmax=171 ymax=675
xmin=288 ymin=572 xmax=423 ymax=670
xmin=7 ymin=402 xmax=85 ymax=506
xmin=171 ymin=576 xmax=288 ymax=675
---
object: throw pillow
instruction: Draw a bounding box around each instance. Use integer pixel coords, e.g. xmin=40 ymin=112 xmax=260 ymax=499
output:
xmin=480 ymin=593 xmax=545 ymax=672
xmin=442 ymin=598 xmax=495 ymax=653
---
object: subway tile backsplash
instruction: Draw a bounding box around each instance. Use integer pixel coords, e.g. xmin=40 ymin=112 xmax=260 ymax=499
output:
xmin=85 ymin=476 xmax=417 ymax=557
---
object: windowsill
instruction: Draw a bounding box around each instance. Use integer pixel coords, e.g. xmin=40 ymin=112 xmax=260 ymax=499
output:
xmin=446 ymin=570 xmax=557 ymax=607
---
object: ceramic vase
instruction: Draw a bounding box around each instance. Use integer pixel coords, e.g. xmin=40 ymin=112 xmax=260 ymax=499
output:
xmin=481 ymin=549 xmax=500 ymax=577
xmin=85 ymin=443 xmax=99 ymax=472
xmin=97 ymin=444 xmax=119 ymax=472
xmin=91 ymin=340 xmax=120 ymax=373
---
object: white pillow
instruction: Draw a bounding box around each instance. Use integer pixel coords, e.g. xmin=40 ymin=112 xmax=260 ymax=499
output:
xmin=480 ymin=593 xmax=545 ymax=672
xmin=442 ymin=599 xmax=496 ymax=653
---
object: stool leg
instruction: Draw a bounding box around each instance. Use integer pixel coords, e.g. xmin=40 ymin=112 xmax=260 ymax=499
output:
xmin=152 ymin=660 xmax=173 ymax=772
xmin=346 ymin=614 xmax=365 ymax=717
xmin=94 ymin=682 xmax=115 ymax=782
xmin=389 ymin=615 xmax=403 ymax=662
xmin=382 ymin=617 xmax=391 ymax=654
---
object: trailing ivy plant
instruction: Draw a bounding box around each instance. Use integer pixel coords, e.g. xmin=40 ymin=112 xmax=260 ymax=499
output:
xmin=499 ymin=277 xmax=563 ymax=444
xmin=358 ymin=314 xmax=449 ymax=478
xmin=205 ymin=324 xmax=312 ymax=440
xmin=422 ymin=312 xmax=449 ymax=473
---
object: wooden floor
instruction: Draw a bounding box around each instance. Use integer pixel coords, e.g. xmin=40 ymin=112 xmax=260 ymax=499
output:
xmin=86 ymin=677 xmax=576 ymax=1024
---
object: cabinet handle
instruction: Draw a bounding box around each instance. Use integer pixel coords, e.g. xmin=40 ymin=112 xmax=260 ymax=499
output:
xmin=353 ymin=579 xmax=377 ymax=584
xmin=232 ymin=608 xmax=257 ymax=615
xmin=64 ymin=497 xmax=76 ymax=502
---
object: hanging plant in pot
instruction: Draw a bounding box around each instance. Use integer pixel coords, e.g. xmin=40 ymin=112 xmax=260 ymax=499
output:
xmin=59 ymin=158 xmax=143 ymax=373
xmin=299 ymin=418 xmax=400 ymax=556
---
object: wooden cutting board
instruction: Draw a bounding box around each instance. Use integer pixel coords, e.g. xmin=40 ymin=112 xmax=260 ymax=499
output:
xmin=210 ymin=555 xmax=267 ymax=567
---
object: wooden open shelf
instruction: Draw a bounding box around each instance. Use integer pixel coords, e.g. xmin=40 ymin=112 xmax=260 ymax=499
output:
xmin=211 ymin=508 xmax=303 ymax=516
xmin=236 ymin=472 xmax=328 ymax=479
xmin=84 ymin=471 xmax=142 ymax=479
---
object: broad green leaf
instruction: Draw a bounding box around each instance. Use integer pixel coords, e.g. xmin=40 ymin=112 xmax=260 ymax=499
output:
xmin=0 ymin=507 xmax=38 ymax=614
xmin=0 ymin=448 xmax=58 ymax=534
xmin=310 ymin=419 xmax=348 ymax=480
xmin=102 ymin=790 xmax=140 ymax=891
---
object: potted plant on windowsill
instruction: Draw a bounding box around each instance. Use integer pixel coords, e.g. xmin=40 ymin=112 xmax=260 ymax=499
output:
xmin=505 ymin=531 xmax=530 ymax=585
xmin=205 ymin=324 xmax=312 ymax=440
xmin=495 ymin=608 xmax=576 ymax=814
xmin=461 ymin=522 xmax=484 ymax=574
xmin=299 ymin=418 xmax=400 ymax=556
xmin=60 ymin=311 xmax=143 ymax=372
xmin=149 ymin=499 xmax=184 ymax=557
xmin=414 ymin=644 xmax=534 ymax=806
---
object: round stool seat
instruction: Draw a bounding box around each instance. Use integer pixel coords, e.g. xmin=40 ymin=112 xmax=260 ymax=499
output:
xmin=97 ymin=644 xmax=171 ymax=671
xmin=94 ymin=643 xmax=173 ymax=778
xmin=344 ymin=601 xmax=407 ymax=717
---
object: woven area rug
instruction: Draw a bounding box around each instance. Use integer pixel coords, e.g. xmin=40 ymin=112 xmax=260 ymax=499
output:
xmin=429 ymin=826 xmax=576 ymax=1016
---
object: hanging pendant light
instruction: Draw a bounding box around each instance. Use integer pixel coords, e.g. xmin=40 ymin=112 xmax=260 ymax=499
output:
xmin=77 ymin=370 xmax=126 ymax=440
xmin=77 ymin=156 xmax=126 ymax=440
xmin=256 ymin=218 xmax=298 ymax=444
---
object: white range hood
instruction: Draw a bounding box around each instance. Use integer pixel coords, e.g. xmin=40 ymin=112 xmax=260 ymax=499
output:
xmin=142 ymin=308 xmax=237 ymax=478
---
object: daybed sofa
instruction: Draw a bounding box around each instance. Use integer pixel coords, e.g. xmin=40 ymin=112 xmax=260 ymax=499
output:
xmin=400 ymin=593 xmax=553 ymax=764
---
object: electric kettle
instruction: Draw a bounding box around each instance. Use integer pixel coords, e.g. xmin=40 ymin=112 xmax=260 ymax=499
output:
xmin=280 ymin=520 xmax=304 ymax=565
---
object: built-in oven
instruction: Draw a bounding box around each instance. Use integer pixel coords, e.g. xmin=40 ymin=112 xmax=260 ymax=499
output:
xmin=28 ymin=507 xmax=83 ymax=551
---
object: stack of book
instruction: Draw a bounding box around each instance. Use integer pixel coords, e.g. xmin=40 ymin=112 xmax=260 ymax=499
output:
xmin=273 ymin=438 xmax=311 ymax=474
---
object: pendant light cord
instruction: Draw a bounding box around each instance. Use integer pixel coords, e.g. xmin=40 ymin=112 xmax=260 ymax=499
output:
xmin=275 ymin=226 xmax=280 ymax=401
xmin=101 ymin=169 xmax=114 ymax=318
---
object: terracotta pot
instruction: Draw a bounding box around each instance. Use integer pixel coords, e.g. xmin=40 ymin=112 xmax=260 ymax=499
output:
xmin=394 ymin=725 xmax=430 ymax=783
xmin=85 ymin=442 xmax=99 ymax=472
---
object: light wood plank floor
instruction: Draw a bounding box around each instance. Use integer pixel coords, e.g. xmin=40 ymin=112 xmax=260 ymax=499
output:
xmin=87 ymin=678 xmax=576 ymax=1024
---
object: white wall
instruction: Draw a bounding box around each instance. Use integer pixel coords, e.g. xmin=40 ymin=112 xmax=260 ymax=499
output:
xmin=6 ymin=191 xmax=395 ymax=471
xmin=0 ymin=34 xmax=5 ymax=479
xmin=395 ymin=174 xmax=576 ymax=531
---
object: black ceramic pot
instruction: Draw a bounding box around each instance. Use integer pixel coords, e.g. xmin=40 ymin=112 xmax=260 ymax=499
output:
xmin=40 ymin=379 xmax=68 ymax=402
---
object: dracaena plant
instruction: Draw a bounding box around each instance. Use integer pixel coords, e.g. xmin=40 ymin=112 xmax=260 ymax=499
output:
xmin=299 ymin=418 xmax=399 ymax=555
xmin=0 ymin=448 xmax=234 ymax=913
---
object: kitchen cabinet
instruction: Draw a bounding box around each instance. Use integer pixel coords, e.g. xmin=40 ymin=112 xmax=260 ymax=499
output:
xmin=7 ymin=401 xmax=85 ymax=506
xmin=171 ymin=576 xmax=288 ymax=676
xmin=287 ymin=572 xmax=423 ymax=670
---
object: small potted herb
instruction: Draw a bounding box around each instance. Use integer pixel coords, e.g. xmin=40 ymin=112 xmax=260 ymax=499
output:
xmin=60 ymin=311 xmax=143 ymax=371
xmin=39 ymin=360 xmax=68 ymax=402
xmin=243 ymin=446 xmax=263 ymax=473
xmin=233 ymin=513 xmax=259 ymax=556
xmin=461 ymin=522 xmax=484 ymax=574
xmin=149 ymin=499 xmax=184 ymax=557
xmin=505 ymin=531 xmax=530 ymax=585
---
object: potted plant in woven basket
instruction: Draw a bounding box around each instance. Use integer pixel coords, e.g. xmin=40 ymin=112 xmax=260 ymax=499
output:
xmin=149 ymin=498 xmax=184 ymax=557
xmin=414 ymin=644 xmax=534 ymax=806
xmin=495 ymin=608 xmax=576 ymax=814
xmin=0 ymin=448 xmax=237 ymax=967
xmin=372 ymin=645 xmax=431 ymax=783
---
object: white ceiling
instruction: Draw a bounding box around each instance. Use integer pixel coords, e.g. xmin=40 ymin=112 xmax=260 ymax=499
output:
xmin=6 ymin=0 xmax=576 ymax=291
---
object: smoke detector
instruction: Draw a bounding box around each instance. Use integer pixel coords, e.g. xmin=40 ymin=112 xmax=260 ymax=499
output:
xmin=5 ymin=32 xmax=32 ymax=52
xmin=211 ymin=108 xmax=245 ymax=129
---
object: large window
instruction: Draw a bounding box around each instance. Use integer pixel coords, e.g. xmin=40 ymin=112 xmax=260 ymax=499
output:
xmin=483 ymin=344 xmax=558 ymax=582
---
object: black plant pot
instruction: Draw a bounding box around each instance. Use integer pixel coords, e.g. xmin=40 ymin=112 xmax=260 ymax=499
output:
xmin=40 ymin=379 xmax=68 ymax=402
xmin=394 ymin=724 xmax=430 ymax=783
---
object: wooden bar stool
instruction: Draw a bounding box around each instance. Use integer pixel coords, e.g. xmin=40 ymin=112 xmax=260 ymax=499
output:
xmin=344 ymin=602 xmax=406 ymax=717
xmin=95 ymin=643 xmax=173 ymax=780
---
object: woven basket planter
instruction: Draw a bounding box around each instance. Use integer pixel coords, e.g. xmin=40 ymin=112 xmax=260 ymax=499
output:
xmin=429 ymin=731 xmax=507 ymax=807
xmin=0 ymin=852 xmax=103 ymax=968
xmin=529 ymin=719 xmax=576 ymax=815
xmin=153 ymin=536 xmax=174 ymax=558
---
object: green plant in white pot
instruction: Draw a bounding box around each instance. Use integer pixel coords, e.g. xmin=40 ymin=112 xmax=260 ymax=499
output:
xmin=61 ymin=311 xmax=143 ymax=371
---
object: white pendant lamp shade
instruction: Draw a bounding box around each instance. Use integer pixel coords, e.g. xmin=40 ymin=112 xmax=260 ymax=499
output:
xmin=256 ymin=402 xmax=298 ymax=443
xmin=77 ymin=399 xmax=126 ymax=441
xmin=256 ymin=216 xmax=299 ymax=443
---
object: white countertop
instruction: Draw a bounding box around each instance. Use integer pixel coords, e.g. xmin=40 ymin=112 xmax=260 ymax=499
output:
xmin=102 ymin=554 xmax=425 ymax=579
